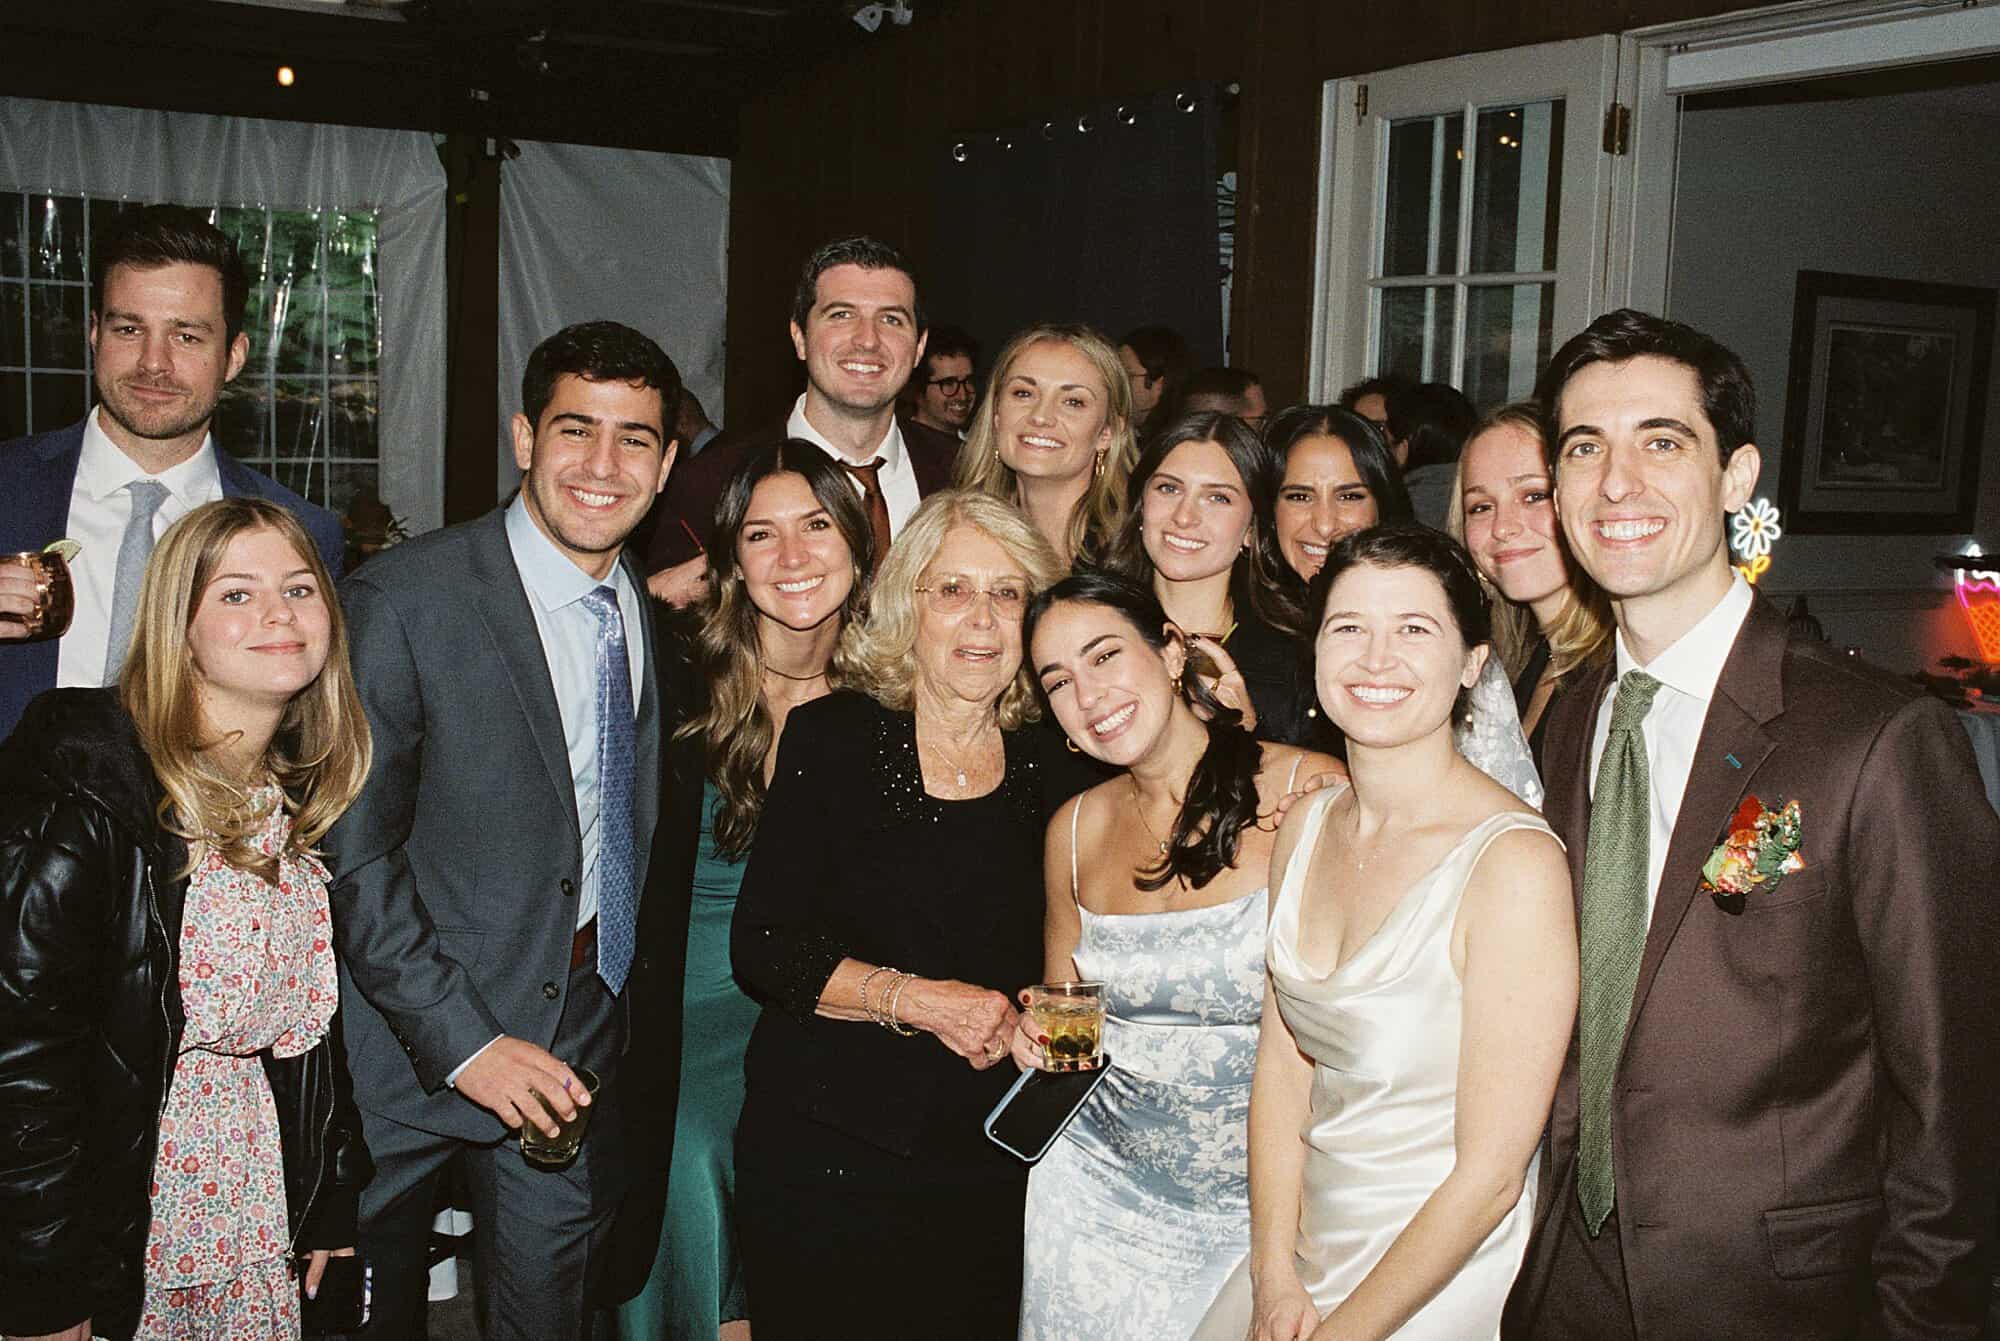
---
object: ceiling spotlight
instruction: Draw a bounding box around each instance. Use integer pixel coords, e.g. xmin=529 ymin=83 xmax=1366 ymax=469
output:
xmin=1175 ymin=91 xmax=1198 ymax=113
xmin=950 ymin=142 xmax=968 ymax=163
xmin=276 ymin=65 xmax=296 ymax=87
xmin=1116 ymin=105 xmax=1137 ymax=125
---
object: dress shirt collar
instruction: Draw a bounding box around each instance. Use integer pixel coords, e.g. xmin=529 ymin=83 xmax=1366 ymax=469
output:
xmin=787 ymin=393 xmax=906 ymax=472
xmin=1613 ymin=572 xmax=1755 ymax=704
xmin=505 ymin=493 xmax=628 ymax=613
xmin=75 ymin=406 xmax=222 ymax=505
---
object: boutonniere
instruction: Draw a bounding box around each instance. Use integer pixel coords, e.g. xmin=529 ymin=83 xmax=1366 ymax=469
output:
xmin=1701 ymin=794 xmax=1805 ymax=913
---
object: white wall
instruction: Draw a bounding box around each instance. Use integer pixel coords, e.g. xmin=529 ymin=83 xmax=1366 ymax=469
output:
xmin=1668 ymin=86 xmax=2000 ymax=671
xmin=497 ymin=141 xmax=730 ymax=496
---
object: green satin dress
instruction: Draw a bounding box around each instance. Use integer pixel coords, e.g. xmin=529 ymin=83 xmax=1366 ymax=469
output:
xmin=616 ymin=781 xmax=760 ymax=1339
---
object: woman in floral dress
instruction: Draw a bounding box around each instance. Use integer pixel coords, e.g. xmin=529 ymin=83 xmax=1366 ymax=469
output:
xmin=0 ymin=498 xmax=372 ymax=1341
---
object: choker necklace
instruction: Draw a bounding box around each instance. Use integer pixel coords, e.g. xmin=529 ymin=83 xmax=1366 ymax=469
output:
xmin=762 ymin=663 xmax=827 ymax=683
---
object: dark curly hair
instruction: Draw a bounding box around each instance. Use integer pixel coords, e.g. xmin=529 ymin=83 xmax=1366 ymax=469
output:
xmin=1025 ymin=570 xmax=1264 ymax=893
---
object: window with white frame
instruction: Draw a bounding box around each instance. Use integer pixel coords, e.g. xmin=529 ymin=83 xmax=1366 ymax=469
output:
xmin=0 ymin=192 xmax=383 ymax=514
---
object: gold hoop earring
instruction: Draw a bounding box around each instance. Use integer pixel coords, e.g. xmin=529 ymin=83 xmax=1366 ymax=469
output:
xmin=1093 ymin=449 xmax=1106 ymax=478
xmin=1065 ymin=737 xmax=1081 ymax=754
xmin=1170 ymin=672 xmax=1183 ymax=696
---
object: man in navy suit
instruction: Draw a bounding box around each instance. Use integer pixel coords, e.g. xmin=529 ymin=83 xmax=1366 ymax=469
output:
xmin=0 ymin=205 xmax=342 ymax=739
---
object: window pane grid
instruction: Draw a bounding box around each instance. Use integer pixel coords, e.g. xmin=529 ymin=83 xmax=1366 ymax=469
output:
xmin=1367 ymin=96 xmax=1565 ymax=402
xmin=1 ymin=192 xmax=380 ymax=514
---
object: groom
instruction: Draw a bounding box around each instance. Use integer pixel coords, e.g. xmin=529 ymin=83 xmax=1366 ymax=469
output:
xmin=1504 ymin=309 xmax=1999 ymax=1339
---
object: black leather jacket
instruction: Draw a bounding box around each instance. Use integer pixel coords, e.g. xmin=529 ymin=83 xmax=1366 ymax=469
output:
xmin=0 ymin=689 xmax=373 ymax=1340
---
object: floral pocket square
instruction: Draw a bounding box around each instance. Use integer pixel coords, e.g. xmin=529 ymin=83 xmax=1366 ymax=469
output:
xmin=1701 ymin=794 xmax=1804 ymax=912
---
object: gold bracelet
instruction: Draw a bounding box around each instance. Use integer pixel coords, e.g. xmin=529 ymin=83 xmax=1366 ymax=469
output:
xmin=883 ymin=971 xmax=919 ymax=1036
xmin=858 ymin=964 xmax=898 ymax=1025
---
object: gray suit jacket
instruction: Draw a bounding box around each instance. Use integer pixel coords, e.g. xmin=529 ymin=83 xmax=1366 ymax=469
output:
xmin=324 ymin=508 xmax=662 ymax=1142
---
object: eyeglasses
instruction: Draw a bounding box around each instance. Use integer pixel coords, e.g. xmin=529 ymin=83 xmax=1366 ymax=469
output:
xmin=925 ymin=375 xmax=977 ymax=395
xmin=914 ymin=576 xmax=1028 ymax=619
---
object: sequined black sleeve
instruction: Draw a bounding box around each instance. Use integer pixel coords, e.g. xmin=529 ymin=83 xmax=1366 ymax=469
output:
xmin=731 ymin=694 xmax=854 ymax=1023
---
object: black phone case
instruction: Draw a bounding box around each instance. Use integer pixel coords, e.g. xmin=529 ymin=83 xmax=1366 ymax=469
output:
xmin=982 ymin=1058 xmax=1112 ymax=1163
xmin=299 ymin=1254 xmax=369 ymax=1336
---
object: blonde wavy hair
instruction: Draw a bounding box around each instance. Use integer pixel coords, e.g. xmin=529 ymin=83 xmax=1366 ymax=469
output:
xmin=953 ymin=323 xmax=1135 ymax=569
xmin=120 ymin=497 xmax=372 ymax=880
xmin=1448 ymin=402 xmax=1612 ymax=686
xmin=839 ymin=489 xmax=1061 ymax=730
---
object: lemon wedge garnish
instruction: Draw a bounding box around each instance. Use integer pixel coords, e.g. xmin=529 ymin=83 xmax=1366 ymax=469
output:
xmin=42 ymin=539 xmax=82 ymax=563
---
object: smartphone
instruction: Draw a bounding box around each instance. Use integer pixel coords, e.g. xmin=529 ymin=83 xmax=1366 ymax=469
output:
xmin=298 ymin=1254 xmax=371 ymax=1336
xmin=982 ymin=1057 xmax=1112 ymax=1163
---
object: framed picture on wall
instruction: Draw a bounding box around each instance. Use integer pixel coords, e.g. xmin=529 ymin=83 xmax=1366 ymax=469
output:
xmin=1780 ymin=270 xmax=1994 ymax=534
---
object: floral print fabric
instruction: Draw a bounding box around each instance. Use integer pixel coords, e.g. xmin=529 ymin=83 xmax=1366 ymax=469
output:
xmin=138 ymin=787 xmax=337 ymax=1341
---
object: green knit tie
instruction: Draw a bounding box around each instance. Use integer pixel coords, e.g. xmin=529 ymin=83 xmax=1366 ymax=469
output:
xmin=1576 ymin=669 xmax=1664 ymax=1236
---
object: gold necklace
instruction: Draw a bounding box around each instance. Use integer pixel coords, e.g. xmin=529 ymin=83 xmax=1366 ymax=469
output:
xmin=1128 ymin=776 xmax=1172 ymax=857
xmin=762 ymin=662 xmax=826 ymax=683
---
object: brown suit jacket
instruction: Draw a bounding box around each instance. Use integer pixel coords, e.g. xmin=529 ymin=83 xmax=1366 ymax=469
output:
xmin=642 ymin=414 xmax=962 ymax=570
xmin=1505 ymin=595 xmax=2000 ymax=1339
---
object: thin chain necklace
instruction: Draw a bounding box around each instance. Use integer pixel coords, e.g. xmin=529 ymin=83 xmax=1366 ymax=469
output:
xmin=1347 ymin=803 xmax=1394 ymax=872
xmin=925 ymin=727 xmax=993 ymax=790
xmin=1128 ymin=776 xmax=1173 ymax=858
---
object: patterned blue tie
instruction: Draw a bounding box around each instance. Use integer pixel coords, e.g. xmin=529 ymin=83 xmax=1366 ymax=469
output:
xmin=580 ymin=586 xmax=637 ymax=994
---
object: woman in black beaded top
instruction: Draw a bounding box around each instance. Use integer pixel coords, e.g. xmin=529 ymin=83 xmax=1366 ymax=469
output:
xmin=730 ymin=489 xmax=1094 ymax=1341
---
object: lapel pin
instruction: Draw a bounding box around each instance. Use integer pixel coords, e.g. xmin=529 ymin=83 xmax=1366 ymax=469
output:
xmin=1725 ymin=753 xmax=1742 ymax=769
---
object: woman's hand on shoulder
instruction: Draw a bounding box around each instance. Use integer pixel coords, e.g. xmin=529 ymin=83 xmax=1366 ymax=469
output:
xmin=898 ymin=977 xmax=1019 ymax=1070
xmin=1264 ymin=747 xmax=1345 ymax=823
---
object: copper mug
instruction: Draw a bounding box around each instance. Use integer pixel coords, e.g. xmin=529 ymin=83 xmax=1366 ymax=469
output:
xmin=0 ymin=550 xmax=77 ymax=643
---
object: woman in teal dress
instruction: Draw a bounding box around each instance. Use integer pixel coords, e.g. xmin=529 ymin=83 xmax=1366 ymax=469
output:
xmin=617 ymin=440 xmax=876 ymax=1340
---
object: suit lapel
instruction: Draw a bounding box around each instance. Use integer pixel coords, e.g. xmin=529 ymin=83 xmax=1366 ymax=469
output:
xmin=466 ymin=511 xmax=581 ymax=837
xmin=621 ymin=549 xmax=661 ymax=894
xmin=2 ymin=427 xmax=87 ymax=703
xmin=1621 ymin=597 xmax=1787 ymax=1053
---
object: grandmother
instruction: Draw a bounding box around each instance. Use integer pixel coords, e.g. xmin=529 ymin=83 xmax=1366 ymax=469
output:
xmin=731 ymin=489 xmax=1090 ymax=1341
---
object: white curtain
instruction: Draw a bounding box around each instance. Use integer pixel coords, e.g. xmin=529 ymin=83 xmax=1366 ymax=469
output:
xmin=0 ymin=95 xmax=449 ymax=529
xmin=497 ymin=140 xmax=730 ymax=493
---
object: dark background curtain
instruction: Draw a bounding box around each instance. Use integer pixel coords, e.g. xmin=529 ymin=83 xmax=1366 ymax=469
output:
xmin=928 ymin=85 xmax=1223 ymax=370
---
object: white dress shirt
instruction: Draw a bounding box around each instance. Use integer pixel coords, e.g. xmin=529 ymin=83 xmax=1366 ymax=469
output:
xmin=503 ymin=494 xmax=645 ymax=936
xmin=1587 ymin=575 xmax=1756 ymax=917
xmin=786 ymin=393 xmax=922 ymax=534
xmin=451 ymin=500 xmax=647 ymax=1086
xmin=57 ymin=408 xmax=225 ymax=688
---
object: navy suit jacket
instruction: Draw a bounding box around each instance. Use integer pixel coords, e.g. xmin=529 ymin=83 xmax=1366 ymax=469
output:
xmin=0 ymin=420 xmax=346 ymax=740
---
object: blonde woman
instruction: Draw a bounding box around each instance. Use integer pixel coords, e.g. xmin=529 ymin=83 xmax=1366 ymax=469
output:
xmin=0 ymin=497 xmax=372 ymax=1341
xmin=955 ymin=323 xmax=1136 ymax=570
xmin=731 ymin=490 xmax=1096 ymax=1340
xmin=1447 ymin=402 xmax=1611 ymax=758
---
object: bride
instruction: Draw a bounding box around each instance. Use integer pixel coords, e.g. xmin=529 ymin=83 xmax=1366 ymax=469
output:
xmin=1197 ymin=523 xmax=1576 ymax=1341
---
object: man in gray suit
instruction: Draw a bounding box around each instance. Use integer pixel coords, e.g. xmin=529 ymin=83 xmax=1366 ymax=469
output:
xmin=325 ymin=322 xmax=681 ymax=1338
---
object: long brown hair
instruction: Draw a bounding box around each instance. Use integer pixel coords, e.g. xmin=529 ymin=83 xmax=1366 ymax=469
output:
xmin=678 ymin=441 xmax=874 ymax=859
xmin=120 ymin=497 xmax=371 ymax=880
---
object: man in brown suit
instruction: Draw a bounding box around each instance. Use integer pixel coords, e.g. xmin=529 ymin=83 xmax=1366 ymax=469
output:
xmin=1504 ymin=309 xmax=1999 ymax=1339
xmin=643 ymin=235 xmax=960 ymax=601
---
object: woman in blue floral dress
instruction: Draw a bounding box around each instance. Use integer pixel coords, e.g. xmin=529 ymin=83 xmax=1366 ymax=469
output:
xmin=1011 ymin=572 xmax=1338 ymax=1340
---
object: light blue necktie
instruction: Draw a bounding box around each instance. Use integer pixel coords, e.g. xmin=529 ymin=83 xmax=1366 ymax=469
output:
xmin=580 ymin=585 xmax=637 ymax=994
xmin=104 ymin=479 xmax=171 ymax=684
